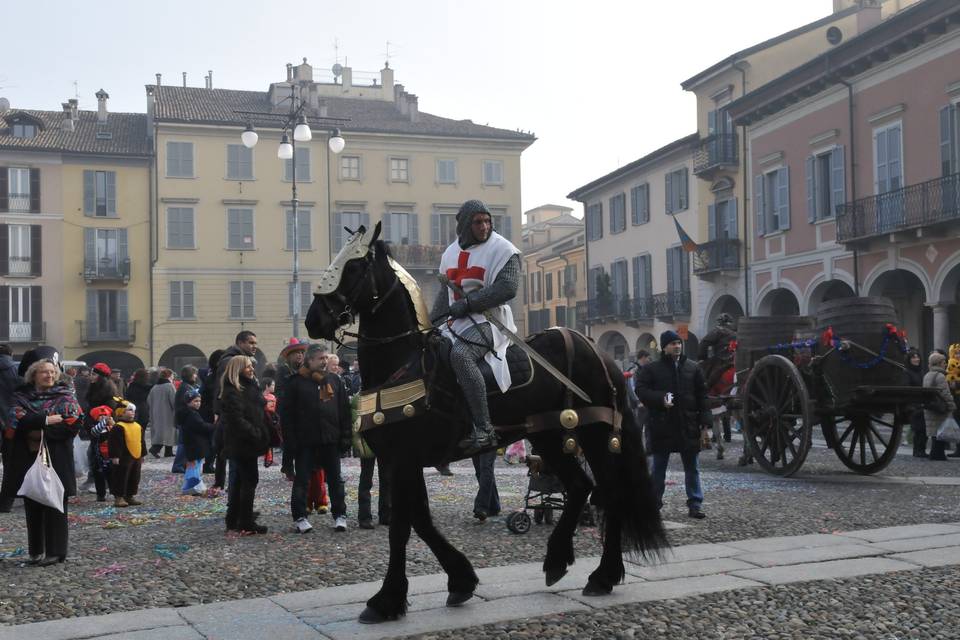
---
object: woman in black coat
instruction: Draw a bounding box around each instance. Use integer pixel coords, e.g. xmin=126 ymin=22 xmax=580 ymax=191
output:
xmin=5 ymin=359 xmax=82 ymax=565
xmin=903 ymin=349 xmax=927 ymax=457
xmin=219 ymin=356 xmax=270 ymax=534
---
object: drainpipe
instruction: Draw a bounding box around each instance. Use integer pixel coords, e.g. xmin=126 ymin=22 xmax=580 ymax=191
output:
xmin=583 ymin=207 xmax=592 ymax=338
xmin=838 ymin=78 xmax=860 ymax=295
xmin=735 ymin=60 xmax=751 ymax=316
xmin=150 ymin=120 xmax=159 ymax=366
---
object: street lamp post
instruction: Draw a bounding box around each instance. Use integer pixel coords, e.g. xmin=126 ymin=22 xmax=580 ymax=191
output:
xmin=238 ymin=87 xmax=347 ymax=338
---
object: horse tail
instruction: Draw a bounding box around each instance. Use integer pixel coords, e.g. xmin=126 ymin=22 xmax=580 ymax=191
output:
xmin=604 ymin=359 xmax=669 ymax=561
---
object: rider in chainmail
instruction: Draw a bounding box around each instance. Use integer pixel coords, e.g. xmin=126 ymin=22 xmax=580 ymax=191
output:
xmin=431 ymin=200 xmax=521 ymax=453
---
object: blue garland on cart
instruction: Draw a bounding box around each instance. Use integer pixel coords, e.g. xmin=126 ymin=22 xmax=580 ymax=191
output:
xmin=763 ymin=324 xmax=910 ymax=370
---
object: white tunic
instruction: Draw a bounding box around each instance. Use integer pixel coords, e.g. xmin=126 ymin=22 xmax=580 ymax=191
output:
xmin=439 ymin=232 xmax=520 ymax=393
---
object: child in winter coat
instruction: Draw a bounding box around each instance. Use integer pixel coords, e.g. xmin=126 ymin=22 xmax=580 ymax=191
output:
xmin=263 ymin=388 xmax=280 ymax=468
xmin=178 ymin=389 xmax=215 ymax=496
xmin=108 ymin=401 xmax=146 ymax=507
xmin=87 ymin=405 xmax=115 ymax=502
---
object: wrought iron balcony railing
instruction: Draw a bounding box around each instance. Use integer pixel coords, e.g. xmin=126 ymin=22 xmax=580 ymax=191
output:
xmin=653 ymin=290 xmax=691 ymax=317
xmin=5 ymin=193 xmax=31 ymax=213
xmin=837 ymin=172 xmax=960 ymax=243
xmin=7 ymin=256 xmax=31 ymax=276
xmin=693 ymin=238 xmax=741 ymax=275
xmin=78 ymin=319 xmax=138 ymax=346
xmin=83 ymin=256 xmax=131 ymax=284
xmin=693 ymin=133 xmax=738 ymax=176
xmin=630 ymin=296 xmax=655 ymax=320
xmin=0 ymin=321 xmax=45 ymax=343
xmin=385 ymin=243 xmax=445 ymax=268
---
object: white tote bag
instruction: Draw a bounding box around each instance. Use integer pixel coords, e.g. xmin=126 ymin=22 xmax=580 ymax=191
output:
xmin=937 ymin=416 xmax=960 ymax=445
xmin=17 ymin=432 xmax=65 ymax=513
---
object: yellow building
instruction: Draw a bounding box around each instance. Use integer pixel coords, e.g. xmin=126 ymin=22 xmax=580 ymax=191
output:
xmin=0 ymin=94 xmax=150 ymax=369
xmin=148 ymin=61 xmax=535 ymax=369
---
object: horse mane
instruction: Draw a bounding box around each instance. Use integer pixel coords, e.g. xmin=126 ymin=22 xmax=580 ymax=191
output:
xmin=372 ymin=239 xmax=393 ymax=261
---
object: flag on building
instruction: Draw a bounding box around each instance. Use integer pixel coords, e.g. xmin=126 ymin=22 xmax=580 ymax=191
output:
xmin=673 ymin=217 xmax=699 ymax=253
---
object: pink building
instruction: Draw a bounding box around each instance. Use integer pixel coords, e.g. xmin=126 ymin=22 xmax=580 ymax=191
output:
xmin=729 ymin=0 xmax=960 ymax=354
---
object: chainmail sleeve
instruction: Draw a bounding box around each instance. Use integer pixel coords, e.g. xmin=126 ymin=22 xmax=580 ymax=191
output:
xmin=466 ymin=254 xmax=520 ymax=313
xmin=430 ymin=285 xmax=451 ymax=325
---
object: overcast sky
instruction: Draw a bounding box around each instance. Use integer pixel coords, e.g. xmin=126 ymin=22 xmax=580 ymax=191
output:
xmin=4 ymin=0 xmax=832 ymax=217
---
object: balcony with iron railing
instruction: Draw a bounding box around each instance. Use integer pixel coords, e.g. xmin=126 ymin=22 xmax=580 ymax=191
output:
xmin=7 ymin=255 xmax=31 ymax=276
xmin=6 ymin=193 xmax=31 ymax=213
xmin=83 ymin=256 xmax=131 ymax=284
xmin=836 ymin=172 xmax=960 ymax=244
xmin=1 ymin=321 xmax=45 ymax=343
xmin=627 ymin=296 xmax=654 ymax=325
xmin=693 ymin=238 xmax=741 ymax=277
xmin=78 ymin=319 xmax=138 ymax=346
xmin=653 ymin=290 xmax=692 ymax=319
xmin=384 ymin=243 xmax=445 ymax=269
xmin=693 ymin=133 xmax=738 ymax=178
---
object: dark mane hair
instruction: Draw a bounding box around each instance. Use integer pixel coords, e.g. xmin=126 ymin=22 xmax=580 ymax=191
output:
xmin=373 ymin=240 xmax=393 ymax=260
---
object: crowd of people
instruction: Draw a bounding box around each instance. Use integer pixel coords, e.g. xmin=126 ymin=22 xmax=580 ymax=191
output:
xmin=0 ymin=332 xmax=391 ymax=566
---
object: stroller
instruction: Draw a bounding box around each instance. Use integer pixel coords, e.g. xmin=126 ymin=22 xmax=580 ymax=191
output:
xmin=506 ymin=454 xmax=566 ymax=534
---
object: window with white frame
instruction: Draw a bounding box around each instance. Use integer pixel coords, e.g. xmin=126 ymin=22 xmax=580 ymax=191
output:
xmin=436 ymin=159 xmax=457 ymax=184
xmin=491 ymin=213 xmax=511 ymax=240
xmin=12 ymin=123 xmax=37 ymax=139
xmin=83 ymin=170 xmax=117 ymax=217
xmin=940 ymin=103 xmax=960 ymax=176
xmin=166 ymin=207 xmax=195 ymax=248
xmin=166 ymin=141 xmax=194 ymax=177
xmin=609 ymin=193 xmax=626 ymax=234
xmin=390 ymin=157 xmax=409 ymax=182
xmin=384 ymin=211 xmax=412 ymax=245
xmin=709 ymin=199 xmax=739 ymax=240
xmin=805 ymin=147 xmax=845 ymax=222
xmin=227 ymin=208 xmax=254 ymax=249
xmin=288 ymin=281 xmax=312 ymax=318
xmin=483 ymin=160 xmax=503 ymax=185
xmin=340 ymin=155 xmax=361 ymax=180
xmin=8 ymin=285 xmax=31 ymax=324
xmin=754 ymin=166 xmax=790 ymax=235
xmin=229 ymin=281 xmax=255 ymax=319
xmin=431 ymin=212 xmax=457 ymax=245
xmin=7 ymin=224 xmax=31 ymax=276
xmin=169 ymin=281 xmax=195 ymax=319
xmin=285 ymin=209 xmax=312 ymax=250
xmin=665 ymin=167 xmax=689 ymax=214
xmin=283 ymin=147 xmax=311 ymax=181
xmin=336 ymin=211 xmax=363 ymax=252
xmin=632 ymin=254 xmax=652 ymax=301
xmin=86 ymin=289 xmax=128 ymax=338
xmin=666 ymin=246 xmax=690 ymax=293
xmin=227 ymin=144 xmax=254 ymax=180
xmin=874 ymin=122 xmax=903 ymax=232
xmin=8 ymin=167 xmax=31 ymax=212
xmin=610 ymin=259 xmax=628 ymax=300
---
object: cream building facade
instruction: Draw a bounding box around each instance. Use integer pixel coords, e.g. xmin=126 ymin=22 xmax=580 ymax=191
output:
xmin=148 ymin=61 xmax=534 ymax=369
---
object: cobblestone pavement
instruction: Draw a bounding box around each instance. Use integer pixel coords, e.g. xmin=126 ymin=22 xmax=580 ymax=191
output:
xmin=2 ymin=441 xmax=960 ymax=637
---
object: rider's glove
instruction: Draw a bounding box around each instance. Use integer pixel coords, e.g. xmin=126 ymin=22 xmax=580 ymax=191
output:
xmin=449 ymin=298 xmax=471 ymax=319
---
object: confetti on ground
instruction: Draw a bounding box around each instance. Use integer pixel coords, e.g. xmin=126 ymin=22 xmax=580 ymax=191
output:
xmin=153 ymin=543 xmax=190 ymax=559
xmin=0 ymin=547 xmax=24 ymax=559
xmin=92 ymin=562 xmax=127 ymax=577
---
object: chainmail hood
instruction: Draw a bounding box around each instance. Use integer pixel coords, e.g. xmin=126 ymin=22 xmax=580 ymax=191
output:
xmin=456 ymin=199 xmax=493 ymax=248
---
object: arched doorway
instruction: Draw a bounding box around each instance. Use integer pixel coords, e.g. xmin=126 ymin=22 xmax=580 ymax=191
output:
xmin=868 ymin=269 xmax=931 ymax=355
xmin=758 ymin=287 xmax=800 ymax=316
xmin=158 ymin=344 xmax=207 ymax=373
xmin=636 ymin=333 xmax=658 ymax=358
xmin=807 ymin=279 xmax=855 ymax=316
xmin=707 ymin=295 xmax=744 ymax=330
xmin=684 ymin=331 xmax=700 ymax=360
xmin=76 ymin=350 xmax=145 ymax=376
xmin=597 ymin=330 xmax=629 ymax=366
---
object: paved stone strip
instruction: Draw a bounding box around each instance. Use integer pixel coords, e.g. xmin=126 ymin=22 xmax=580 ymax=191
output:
xmin=4 ymin=522 xmax=960 ymax=640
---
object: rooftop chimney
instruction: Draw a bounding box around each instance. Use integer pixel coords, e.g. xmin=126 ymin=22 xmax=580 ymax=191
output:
xmin=394 ymin=83 xmax=405 ymax=105
xmin=408 ymin=95 xmax=418 ymax=123
xmin=208 ymin=70 xmax=213 ymax=88
xmin=342 ymin=66 xmax=353 ymax=92
xmin=96 ymin=89 xmax=109 ymax=123
xmin=61 ymin=102 xmax=75 ymax=131
xmin=182 ymin=72 xmax=187 ymax=87
xmin=68 ymin=98 xmax=79 ymax=122
xmin=156 ymin=73 xmax=162 ymax=86
xmin=397 ymin=90 xmax=409 ymax=116
xmin=286 ymin=63 xmax=293 ymax=81
xmin=380 ymin=62 xmax=395 ymax=100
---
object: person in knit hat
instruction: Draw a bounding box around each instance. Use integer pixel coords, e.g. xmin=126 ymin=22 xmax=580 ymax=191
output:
xmin=108 ymin=401 xmax=146 ymax=507
xmin=177 ymin=388 xmax=215 ymax=496
xmin=87 ymin=405 xmax=116 ymax=502
xmin=924 ymin=351 xmax=956 ymax=461
xmin=635 ymin=329 xmax=711 ymax=519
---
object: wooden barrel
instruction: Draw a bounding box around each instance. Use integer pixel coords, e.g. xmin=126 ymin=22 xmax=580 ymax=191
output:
xmin=815 ymin=296 xmax=903 ymax=404
xmin=734 ymin=316 xmax=816 ymax=373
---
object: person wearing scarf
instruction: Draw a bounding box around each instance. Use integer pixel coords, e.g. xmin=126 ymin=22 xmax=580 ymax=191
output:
xmin=5 ymin=358 xmax=81 ymax=566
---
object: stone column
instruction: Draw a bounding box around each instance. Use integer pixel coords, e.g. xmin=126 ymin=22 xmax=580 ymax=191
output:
xmin=931 ymin=304 xmax=950 ymax=352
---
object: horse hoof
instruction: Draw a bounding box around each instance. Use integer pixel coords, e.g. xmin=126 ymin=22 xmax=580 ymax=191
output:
xmin=446 ymin=591 xmax=474 ymax=607
xmin=544 ymin=567 xmax=567 ymax=587
xmin=581 ymin=581 xmax=613 ymax=597
xmin=358 ymin=606 xmax=399 ymax=624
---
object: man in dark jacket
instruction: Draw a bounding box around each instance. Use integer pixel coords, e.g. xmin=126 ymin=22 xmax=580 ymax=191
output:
xmin=212 ymin=331 xmax=259 ymax=418
xmin=279 ymin=344 xmax=352 ymax=534
xmin=0 ymin=344 xmax=23 ymax=512
xmin=635 ymin=330 xmax=711 ymax=519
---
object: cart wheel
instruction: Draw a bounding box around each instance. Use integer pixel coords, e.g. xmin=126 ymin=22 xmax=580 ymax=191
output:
xmin=743 ymin=355 xmax=812 ymax=477
xmin=830 ymin=412 xmax=903 ymax=475
xmin=506 ymin=510 xmax=532 ymax=534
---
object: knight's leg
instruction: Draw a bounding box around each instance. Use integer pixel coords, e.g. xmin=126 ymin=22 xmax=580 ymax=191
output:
xmin=450 ymin=324 xmax=497 ymax=451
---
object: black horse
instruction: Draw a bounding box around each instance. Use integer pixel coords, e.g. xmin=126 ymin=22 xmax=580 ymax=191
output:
xmin=306 ymin=224 xmax=667 ymax=624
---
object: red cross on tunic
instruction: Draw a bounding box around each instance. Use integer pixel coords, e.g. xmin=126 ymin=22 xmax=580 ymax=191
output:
xmin=446 ymin=251 xmax=486 ymax=300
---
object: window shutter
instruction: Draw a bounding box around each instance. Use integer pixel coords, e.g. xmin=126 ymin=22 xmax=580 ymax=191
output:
xmin=381 ymin=212 xmax=392 ymax=243
xmin=117 ymin=290 xmax=128 ymax=339
xmin=632 ymin=256 xmax=640 ymax=300
xmin=0 ymin=286 xmax=7 ymax=339
xmin=666 ymin=248 xmax=675 ymax=293
xmin=332 ymin=212 xmax=344 ymax=251
xmin=117 ymin=228 xmax=128 ymax=265
xmin=170 ymin=281 xmax=181 ymax=318
xmin=228 ymin=210 xmax=241 ymax=248
xmin=681 ymin=249 xmax=690 ymax=291
xmin=84 ymin=227 xmax=96 ymax=273
xmin=644 ymin=255 xmax=652 ymax=298
xmin=230 ymin=281 xmax=240 ymax=318
xmin=806 ymin=156 xmax=816 ymax=223
xmin=940 ymin=105 xmax=955 ymax=177
xmin=184 ymin=281 xmax=194 ymax=318
xmin=299 ymin=210 xmax=311 ymax=250
xmin=754 ymin=174 xmax=765 ymax=236
xmin=729 ymin=199 xmax=739 ymax=239
xmin=707 ymin=109 xmax=717 ymax=135
xmin=360 ymin=212 xmax=370 ymax=232
xmin=30 ymin=224 xmax=41 ymax=276
xmin=0 ymin=168 xmax=6 ymax=212
xmin=501 ymin=215 xmax=512 ymax=239
xmin=596 ymin=203 xmax=603 ymax=238
xmin=777 ymin=166 xmax=791 ymax=231
xmin=83 ymin=170 xmax=95 ymax=215
xmin=0 ymin=225 xmax=6 ymax=276
xmin=409 ymin=213 xmax=419 ymax=244
xmin=244 ymin=281 xmax=254 ymax=317
xmin=679 ymin=168 xmax=689 ymax=210
xmin=630 ymin=187 xmax=639 ymax=225
xmin=665 ymin=172 xmax=674 ymax=214
xmin=708 ymin=203 xmax=717 ymax=241
xmin=431 ymin=213 xmax=440 ymax=245
xmin=29 ymin=168 xmax=40 ymax=213
xmin=830 ymin=146 xmax=845 ymax=218
xmin=106 ymin=172 xmax=117 ymax=216
xmin=86 ymin=290 xmax=97 ymax=337
xmin=184 ymin=144 xmax=194 ymax=177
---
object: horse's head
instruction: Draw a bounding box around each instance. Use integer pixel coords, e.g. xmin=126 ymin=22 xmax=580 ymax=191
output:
xmin=305 ymin=222 xmax=390 ymax=340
